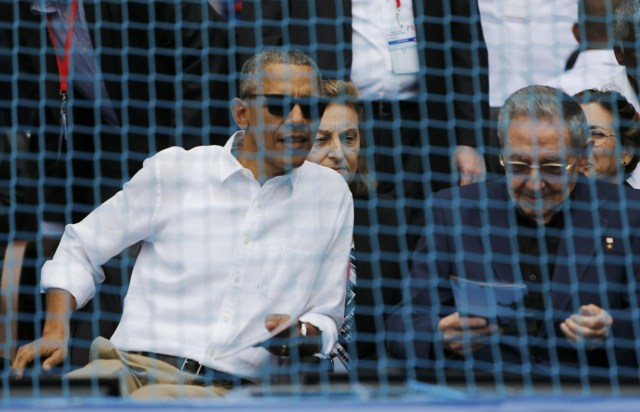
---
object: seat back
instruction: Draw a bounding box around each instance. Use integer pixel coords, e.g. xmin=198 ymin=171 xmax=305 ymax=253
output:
xmin=0 ymin=239 xmax=29 ymax=361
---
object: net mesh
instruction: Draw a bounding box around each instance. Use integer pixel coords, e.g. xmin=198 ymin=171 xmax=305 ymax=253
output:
xmin=0 ymin=0 xmax=639 ymax=405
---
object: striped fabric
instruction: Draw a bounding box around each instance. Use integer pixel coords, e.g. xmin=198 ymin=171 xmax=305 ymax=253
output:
xmin=330 ymin=244 xmax=356 ymax=370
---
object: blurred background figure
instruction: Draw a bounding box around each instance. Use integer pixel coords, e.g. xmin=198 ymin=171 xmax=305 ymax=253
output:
xmin=307 ymin=80 xmax=405 ymax=377
xmin=607 ymin=0 xmax=640 ymax=111
xmin=479 ymin=0 xmax=578 ymax=175
xmin=574 ymin=89 xmax=640 ymax=186
xmin=479 ymin=0 xmax=578 ymax=107
xmin=547 ymin=0 xmax=622 ymax=95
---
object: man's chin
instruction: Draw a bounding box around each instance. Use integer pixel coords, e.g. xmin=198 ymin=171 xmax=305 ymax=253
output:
xmin=516 ymin=203 xmax=558 ymax=224
xmin=278 ymin=155 xmax=309 ymax=172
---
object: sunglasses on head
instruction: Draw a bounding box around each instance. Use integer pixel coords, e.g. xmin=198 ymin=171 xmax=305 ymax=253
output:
xmin=244 ymin=94 xmax=327 ymax=120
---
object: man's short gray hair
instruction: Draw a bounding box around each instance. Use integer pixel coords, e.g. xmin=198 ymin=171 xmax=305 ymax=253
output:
xmin=613 ymin=0 xmax=639 ymax=42
xmin=239 ymin=50 xmax=322 ymax=98
xmin=497 ymin=85 xmax=588 ymax=151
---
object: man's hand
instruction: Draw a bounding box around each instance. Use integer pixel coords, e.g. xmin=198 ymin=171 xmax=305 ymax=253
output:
xmin=439 ymin=312 xmax=498 ymax=356
xmin=454 ymin=145 xmax=486 ymax=186
xmin=12 ymin=330 xmax=67 ymax=378
xmin=11 ymin=289 xmax=75 ymax=378
xmin=264 ymin=314 xmax=321 ymax=357
xmin=560 ymin=304 xmax=613 ymax=349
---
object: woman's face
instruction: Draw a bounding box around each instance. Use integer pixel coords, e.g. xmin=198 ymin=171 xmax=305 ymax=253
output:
xmin=307 ymin=103 xmax=360 ymax=183
xmin=580 ymin=102 xmax=632 ymax=182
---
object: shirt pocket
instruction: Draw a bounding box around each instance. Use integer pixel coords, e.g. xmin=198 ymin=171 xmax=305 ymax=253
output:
xmin=256 ymin=245 xmax=314 ymax=302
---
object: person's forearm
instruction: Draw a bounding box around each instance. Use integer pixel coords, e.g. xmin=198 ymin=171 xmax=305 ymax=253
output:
xmin=41 ymin=289 xmax=76 ymax=339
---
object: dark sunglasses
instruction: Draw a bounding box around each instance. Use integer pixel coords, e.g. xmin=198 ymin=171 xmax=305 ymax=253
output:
xmin=244 ymin=94 xmax=327 ymax=120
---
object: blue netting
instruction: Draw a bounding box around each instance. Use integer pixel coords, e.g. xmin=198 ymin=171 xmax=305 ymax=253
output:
xmin=0 ymin=0 xmax=639 ymax=407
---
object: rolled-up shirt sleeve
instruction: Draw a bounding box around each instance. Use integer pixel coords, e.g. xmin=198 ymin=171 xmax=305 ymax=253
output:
xmin=40 ymin=152 xmax=163 ymax=308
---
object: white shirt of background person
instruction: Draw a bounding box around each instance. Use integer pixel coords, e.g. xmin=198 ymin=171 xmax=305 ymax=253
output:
xmin=350 ymin=0 xmax=419 ymax=100
xmin=478 ymin=0 xmax=578 ymax=108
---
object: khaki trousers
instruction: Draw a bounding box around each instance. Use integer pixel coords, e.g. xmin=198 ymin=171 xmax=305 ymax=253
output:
xmin=65 ymin=337 xmax=230 ymax=399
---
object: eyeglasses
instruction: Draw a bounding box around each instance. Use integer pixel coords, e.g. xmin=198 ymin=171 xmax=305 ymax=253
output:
xmin=500 ymin=156 xmax=574 ymax=177
xmin=589 ymin=127 xmax=615 ymax=148
xmin=244 ymin=94 xmax=327 ymax=120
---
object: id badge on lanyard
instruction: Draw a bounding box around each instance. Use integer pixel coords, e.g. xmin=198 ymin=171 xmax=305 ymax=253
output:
xmin=386 ymin=0 xmax=419 ymax=75
xmin=46 ymin=0 xmax=78 ymax=153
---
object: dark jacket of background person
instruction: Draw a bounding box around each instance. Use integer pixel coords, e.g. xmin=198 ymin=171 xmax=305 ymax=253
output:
xmin=1 ymin=1 xmax=231 ymax=225
xmin=386 ymin=178 xmax=640 ymax=376
xmin=236 ymin=0 xmax=352 ymax=80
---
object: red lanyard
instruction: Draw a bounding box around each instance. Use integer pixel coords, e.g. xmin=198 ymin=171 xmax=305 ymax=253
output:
xmin=45 ymin=0 xmax=79 ymax=97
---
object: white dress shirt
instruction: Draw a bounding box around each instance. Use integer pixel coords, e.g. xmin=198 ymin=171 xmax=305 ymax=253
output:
xmin=350 ymin=0 xmax=419 ymax=100
xmin=601 ymin=68 xmax=640 ymax=113
xmin=478 ymin=0 xmax=578 ymax=107
xmin=546 ymin=49 xmax=622 ymax=96
xmin=41 ymin=131 xmax=354 ymax=379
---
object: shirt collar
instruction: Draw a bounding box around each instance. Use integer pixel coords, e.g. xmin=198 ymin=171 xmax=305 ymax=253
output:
xmin=31 ymin=1 xmax=66 ymax=14
xmin=219 ymin=130 xmax=247 ymax=183
xmin=573 ymin=49 xmax=619 ymax=69
xmin=219 ymin=130 xmax=299 ymax=189
xmin=627 ymin=166 xmax=640 ymax=189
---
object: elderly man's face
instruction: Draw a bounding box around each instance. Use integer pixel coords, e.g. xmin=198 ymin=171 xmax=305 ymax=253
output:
xmin=502 ymin=115 xmax=581 ymax=224
xmin=243 ymin=63 xmax=320 ymax=177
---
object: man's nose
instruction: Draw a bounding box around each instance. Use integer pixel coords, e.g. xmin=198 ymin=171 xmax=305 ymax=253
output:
xmin=523 ymin=167 xmax=545 ymax=191
xmin=287 ymin=104 xmax=307 ymax=123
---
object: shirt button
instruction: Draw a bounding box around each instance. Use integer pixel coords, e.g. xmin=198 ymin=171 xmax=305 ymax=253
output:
xmin=223 ymin=315 xmax=230 ymax=322
xmin=529 ymin=274 xmax=537 ymax=281
xmin=243 ymin=236 xmax=250 ymax=245
xmin=234 ymin=276 xmax=240 ymax=284
xmin=209 ymin=349 xmax=216 ymax=357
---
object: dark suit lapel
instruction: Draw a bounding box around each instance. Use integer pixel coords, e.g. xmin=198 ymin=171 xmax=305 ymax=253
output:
xmin=82 ymin=2 xmax=112 ymax=82
xmin=83 ymin=2 xmax=124 ymax=120
xmin=82 ymin=1 xmax=96 ymax=45
xmin=549 ymin=184 xmax=606 ymax=312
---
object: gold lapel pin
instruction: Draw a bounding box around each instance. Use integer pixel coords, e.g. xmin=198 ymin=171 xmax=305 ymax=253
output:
xmin=606 ymin=237 xmax=614 ymax=251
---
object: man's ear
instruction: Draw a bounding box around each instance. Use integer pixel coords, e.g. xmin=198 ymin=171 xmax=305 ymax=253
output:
xmin=231 ymin=98 xmax=249 ymax=129
xmin=614 ymin=46 xmax=626 ymax=66
xmin=576 ymin=155 xmax=589 ymax=175
xmin=572 ymin=22 xmax=580 ymax=44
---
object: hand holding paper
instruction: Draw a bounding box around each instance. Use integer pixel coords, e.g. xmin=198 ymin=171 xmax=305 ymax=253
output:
xmin=450 ymin=276 xmax=528 ymax=327
xmin=438 ymin=312 xmax=499 ymax=355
